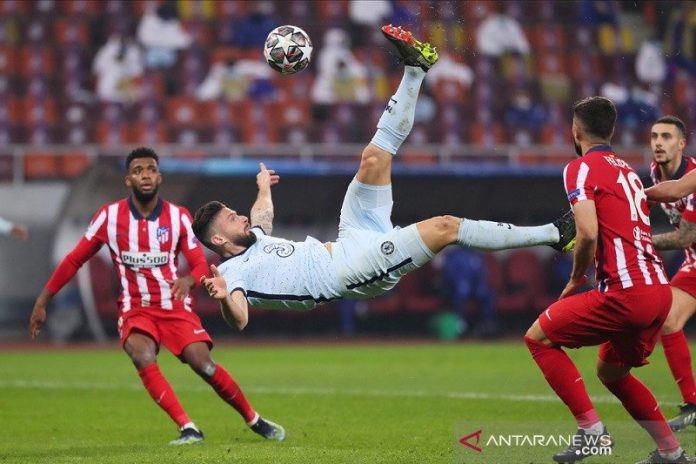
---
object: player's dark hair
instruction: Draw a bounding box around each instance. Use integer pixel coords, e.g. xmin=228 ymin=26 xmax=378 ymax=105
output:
xmin=192 ymin=201 xmax=226 ymax=251
xmin=654 ymin=115 xmax=687 ymax=139
xmin=572 ymin=96 xmax=617 ymax=141
xmin=125 ymin=147 xmax=159 ymax=171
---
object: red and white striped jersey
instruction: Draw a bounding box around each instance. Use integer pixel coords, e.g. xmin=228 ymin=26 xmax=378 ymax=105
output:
xmin=46 ymin=197 xmax=208 ymax=313
xmin=564 ymin=146 xmax=668 ymax=292
xmin=650 ymin=157 xmax=696 ymax=268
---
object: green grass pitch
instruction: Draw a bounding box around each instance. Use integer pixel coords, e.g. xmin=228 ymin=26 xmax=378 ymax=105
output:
xmin=1 ymin=342 xmax=695 ymax=463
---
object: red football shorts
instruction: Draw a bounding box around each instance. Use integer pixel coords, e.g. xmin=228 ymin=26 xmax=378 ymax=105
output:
xmin=118 ymin=307 xmax=213 ymax=356
xmin=671 ymin=267 xmax=696 ymax=300
xmin=539 ymin=285 xmax=672 ymax=367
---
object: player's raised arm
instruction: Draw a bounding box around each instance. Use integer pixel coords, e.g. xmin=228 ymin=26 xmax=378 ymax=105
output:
xmin=646 ymin=169 xmax=696 ymax=203
xmin=250 ymin=162 xmax=279 ymax=235
xmin=201 ymin=264 xmax=249 ymax=331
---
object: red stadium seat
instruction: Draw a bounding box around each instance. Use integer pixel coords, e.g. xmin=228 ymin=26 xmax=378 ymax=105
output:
xmin=59 ymin=153 xmax=92 ymax=179
xmin=0 ymin=48 xmax=18 ymax=75
xmin=53 ymin=19 xmax=89 ymax=47
xmin=24 ymin=152 xmax=60 ymax=180
xmin=497 ymin=250 xmax=555 ymax=313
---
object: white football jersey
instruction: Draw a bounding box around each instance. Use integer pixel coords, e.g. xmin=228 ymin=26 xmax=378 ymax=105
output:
xmin=218 ymin=227 xmax=343 ymax=310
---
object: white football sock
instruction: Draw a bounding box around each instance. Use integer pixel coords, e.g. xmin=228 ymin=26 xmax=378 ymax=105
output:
xmin=181 ymin=422 xmax=199 ymax=432
xmin=370 ymin=65 xmax=426 ymax=154
xmin=582 ymin=422 xmax=605 ymax=435
xmin=660 ymin=447 xmax=683 ymax=460
xmin=457 ymin=219 xmax=559 ymax=251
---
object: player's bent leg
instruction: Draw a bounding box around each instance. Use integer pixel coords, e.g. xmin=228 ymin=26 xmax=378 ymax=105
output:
xmin=123 ymin=331 xmax=158 ymax=369
xmin=596 ymin=358 xmax=631 ymax=384
xmin=179 ymin=341 xmax=284 ymax=439
xmin=660 ymin=288 xmax=696 ymax=430
xmin=125 ymin=332 xmax=198 ymax=442
xmin=415 ymin=216 xmax=460 ymax=254
xmin=662 ymin=287 xmax=696 ymax=335
xmin=355 ymin=143 xmax=392 ymax=186
xmin=416 ymin=215 xmax=564 ymax=255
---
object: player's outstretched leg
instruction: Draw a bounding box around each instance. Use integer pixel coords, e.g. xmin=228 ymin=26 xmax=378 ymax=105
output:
xmin=358 ymin=25 xmax=439 ymax=186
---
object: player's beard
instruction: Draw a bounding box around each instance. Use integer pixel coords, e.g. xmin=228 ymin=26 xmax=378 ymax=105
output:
xmin=234 ymin=231 xmax=257 ymax=248
xmin=574 ymin=141 xmax=582 ymax=157
xmin=132 ymin=184 xmax=159 ymax=204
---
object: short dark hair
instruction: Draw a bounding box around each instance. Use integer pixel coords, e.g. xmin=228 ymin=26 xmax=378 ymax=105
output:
xmin=192 ymin=201 xmax=226 ymax=250
xmin=572 ymin=96 xmax=617 ymax=141
xmin=654 ymin=115 xmax=687 ymax=138
xmin=126 ymin=147 xmax=159 ymax=171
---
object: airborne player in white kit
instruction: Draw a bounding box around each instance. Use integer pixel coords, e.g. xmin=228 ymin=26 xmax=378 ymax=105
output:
xmin=192 ymin=25 xmax=576 ymax=329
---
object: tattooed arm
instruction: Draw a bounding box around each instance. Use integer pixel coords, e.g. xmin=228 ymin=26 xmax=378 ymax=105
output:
xmin=250 ymin=162 xmax=280 ymax=235
xmin=653 ymin=218 xmax=696 ymax=250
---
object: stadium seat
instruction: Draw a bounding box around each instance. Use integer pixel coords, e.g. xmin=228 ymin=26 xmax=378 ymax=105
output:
xmin=59 ymin=0 xmax=100 ymax=16
xmin=53 ymin=19 xmax=89 ymax=47
xmin=59 ymin=153 xmax=92 ymax=179
xmin=0 ymin=48 xmax=18 ymax=75
xmin=497 ymin=250 xmax=555 ymax=313
xmin=24 ymin=152 xmax=60 ymax=179
xmin=0 ymin=154 xmax=13 ymax=181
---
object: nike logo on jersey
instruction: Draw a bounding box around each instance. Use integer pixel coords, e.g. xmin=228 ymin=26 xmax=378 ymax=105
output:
xmin=193 ymin=329 xmax=206 ymax=334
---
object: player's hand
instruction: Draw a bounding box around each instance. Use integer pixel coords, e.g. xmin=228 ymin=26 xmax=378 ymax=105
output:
xmin=29 ymin=303 xmax=46 ymax=339
xmin=559 ymin=276 xmax=588 ymax=299
xmin=200 ymin=264 xmax=228 ymax=300
xmin=166 ymin=276 xmax=194 ymax=300
xmin=256 ymin=162 xmax=280 ymax=191
xmin=11 ymin=224 xmax=29 ymax=241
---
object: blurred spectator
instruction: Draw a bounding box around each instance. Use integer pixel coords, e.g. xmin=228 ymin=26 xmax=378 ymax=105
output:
xmin=476 ymin=7 xmax=530 ymax=57
xmin=230 ymin=1 xmax=280 ymax=49
xmin=505 ymin=89 xmax=547 ymax=130
xmin=137 ymin=1 xmax=191 ymax=69
xmin=348 ymin=0 xmax=392 ymax=48
xmin=92 ymin=34 xmax=143 ymax=103
xmin=311 ymin=29 xmax=370 ymax=105
xmin=196 ymin=60 xmax=276 ymax=101
xmin=577 ymin=0 xmax=619 ymax=27
xmin=636 ymin=38 xmax=667 ymax=86
xmin=425 ymin=52 xmax=474 ymax=91
xmin=663 ymin=1 xmax=696 ymax=77
xmin=600 ymin=81 xmax=659 ymax=129
xmin=437 ymin=248 xmax=498 ymax=337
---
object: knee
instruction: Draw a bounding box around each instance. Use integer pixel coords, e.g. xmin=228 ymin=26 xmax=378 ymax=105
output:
xmin=127 ymin=347 xmax=157 ymax=369
xmin=430 ymin=215 xmax=460 ymax=239
xmin=661 ymin=312 xmax=683 ymax=335
xmin=190 ymin=359 xmax=217 ymax=379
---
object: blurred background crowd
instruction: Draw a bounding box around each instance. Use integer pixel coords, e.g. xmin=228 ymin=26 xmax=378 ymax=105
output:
xmin=0 ymin=0 xmax=692 ymax=342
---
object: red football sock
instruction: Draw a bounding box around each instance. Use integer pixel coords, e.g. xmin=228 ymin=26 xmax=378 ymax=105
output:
xmin=525 ymin=336 xmax=600 ymax=428
xmin=603 ymin=373 xmax=679 ymax=453
xmin=138 ymin=363 xmax=190 ymax=428
xmin=206 ymin=364 xmax=257 ymax=423
xmin=662 ymin=331 xmax=696 ymax=404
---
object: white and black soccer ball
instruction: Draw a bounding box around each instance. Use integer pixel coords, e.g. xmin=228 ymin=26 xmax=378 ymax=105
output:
xmin=263 ymin=25 xmax=313 ymax=75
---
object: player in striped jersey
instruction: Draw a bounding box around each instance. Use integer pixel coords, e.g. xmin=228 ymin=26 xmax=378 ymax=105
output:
xmin=643 ymin=116 xmax=696 ymax=432
xmin=28 ymin=148 xmax=285 ymax=445
xmin=525 ymin=98 xmax=693 ymax=464
xmin=191 ymin=26 xmax=576 ymax=329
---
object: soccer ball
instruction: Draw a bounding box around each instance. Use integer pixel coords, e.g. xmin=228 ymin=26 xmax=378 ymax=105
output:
xmin=263 ymin=25 xmax=313 ymax=75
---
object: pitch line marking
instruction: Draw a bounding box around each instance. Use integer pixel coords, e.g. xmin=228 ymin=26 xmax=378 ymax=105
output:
xmin=0 ymin=379 xmax=680 ymax=406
